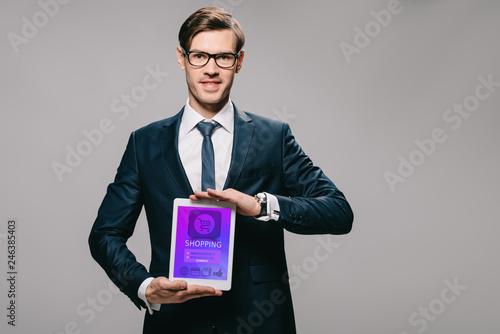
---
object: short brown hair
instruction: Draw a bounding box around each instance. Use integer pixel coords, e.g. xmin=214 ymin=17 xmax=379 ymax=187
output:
xmin=179 ymin=7 xmax=245 ymax=53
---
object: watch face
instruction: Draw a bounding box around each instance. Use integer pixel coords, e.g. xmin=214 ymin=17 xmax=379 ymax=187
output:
xmin=256 ymin=193 xmax=266 ymax=203
xmin=254 ymin=193 xmax=267 ymax=217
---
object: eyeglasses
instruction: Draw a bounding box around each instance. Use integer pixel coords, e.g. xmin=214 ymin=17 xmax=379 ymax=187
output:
xmin=181 ymin=48 xmax=241 ymax=68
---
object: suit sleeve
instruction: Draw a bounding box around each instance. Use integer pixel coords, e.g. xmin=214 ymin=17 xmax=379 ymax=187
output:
xmin=88 ymin=132 xmax=150 ymax=309
xmin=275 ymin=123 xmax=354 ymax=235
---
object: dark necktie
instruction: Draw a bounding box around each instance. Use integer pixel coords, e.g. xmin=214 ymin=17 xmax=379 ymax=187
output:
xmin=196 ymin=121 xmax=219 ymax=191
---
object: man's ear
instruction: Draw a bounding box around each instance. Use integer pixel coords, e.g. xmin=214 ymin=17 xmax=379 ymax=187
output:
xmin=235 ymin=50 xmax=245 ymax=73
xmin=177 ymin=46 xmax=186 ymax=71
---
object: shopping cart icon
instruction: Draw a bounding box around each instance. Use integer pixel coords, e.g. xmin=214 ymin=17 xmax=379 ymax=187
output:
xmin=198 ymin=218 xmax=212 ymax=232
xmin=188 ymin=210 xmax=221 ymax=238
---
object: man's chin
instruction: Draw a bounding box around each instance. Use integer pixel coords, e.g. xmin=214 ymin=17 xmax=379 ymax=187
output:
xmin=198 ymin=94 xmax=228 ymax=107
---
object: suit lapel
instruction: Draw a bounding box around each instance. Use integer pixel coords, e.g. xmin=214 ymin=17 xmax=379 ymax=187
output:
xmin=224 ymin=105 xmax=254 ymax=189
xmin=159 ymin=105 xmax=254 ymax=194
xmin=160 ymin=108 xmax=194 ymax=197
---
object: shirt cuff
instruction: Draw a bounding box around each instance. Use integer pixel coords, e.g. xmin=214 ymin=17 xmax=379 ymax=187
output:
xmin=255 ymin=192 xmax=280 ymax=221
xmin=138 ymin=277 xmax=161 ymax=314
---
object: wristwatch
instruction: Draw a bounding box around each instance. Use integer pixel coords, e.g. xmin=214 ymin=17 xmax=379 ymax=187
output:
xmin=254 ymin=192 xmax=268 ymax=218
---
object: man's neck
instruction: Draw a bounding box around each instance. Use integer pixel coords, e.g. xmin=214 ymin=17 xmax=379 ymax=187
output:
xmin=188 ymin=97 xmax=229 ymax=119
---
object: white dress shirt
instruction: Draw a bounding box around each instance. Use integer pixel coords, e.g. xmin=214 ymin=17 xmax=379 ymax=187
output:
xmin=178 ymin=98 xmax=234 ymax=192
xmin=138 ymin=99 xmax=280 ymax=313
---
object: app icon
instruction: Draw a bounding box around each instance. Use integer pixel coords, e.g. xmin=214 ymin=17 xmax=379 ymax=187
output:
xmin=190 ymin=267 xmax=201 ymax=276
xmin=202 ymin=267 xmax=212 ymax=277
xmin=213 ymin=268 xmax=223 ymax=277
xmin=188 ymin=210 xmax=221 ymax=238
xmin=180 ymin=266 xmax=189 ymax=276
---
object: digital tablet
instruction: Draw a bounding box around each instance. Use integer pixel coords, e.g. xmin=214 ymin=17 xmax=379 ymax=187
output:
xmin=169 ymin=198 xmax=236 ymax=290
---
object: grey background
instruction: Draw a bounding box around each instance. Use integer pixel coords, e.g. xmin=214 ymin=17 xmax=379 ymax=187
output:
xmin=1 ymin=0 xmax=499 ymax=333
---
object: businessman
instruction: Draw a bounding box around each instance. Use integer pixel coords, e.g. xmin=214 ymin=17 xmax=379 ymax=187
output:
xmin=89 ymin=7 xmax=353 ymax=334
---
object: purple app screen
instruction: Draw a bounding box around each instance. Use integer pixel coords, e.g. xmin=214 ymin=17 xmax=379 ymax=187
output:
xmin=174 ymin=206 xmax=231 ymax=280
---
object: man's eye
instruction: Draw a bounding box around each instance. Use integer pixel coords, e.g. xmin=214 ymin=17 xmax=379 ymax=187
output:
xmin=193 ymin=54 xmax=206 ymax=59
xmin=218 ymin=55 xmax=234 ymax=61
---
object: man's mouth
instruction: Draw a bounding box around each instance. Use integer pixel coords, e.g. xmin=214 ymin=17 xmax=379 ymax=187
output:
xmin=201 ymin=80 xmax=222 ymax=90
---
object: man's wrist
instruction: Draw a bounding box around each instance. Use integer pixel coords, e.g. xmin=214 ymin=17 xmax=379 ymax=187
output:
xmin=138 ymin=277 xmax=161 ymax=314
xmin=254 ymin=192 xmax=280 ymax=221
xmin=254 ymin=192 xmax=268 ymax=218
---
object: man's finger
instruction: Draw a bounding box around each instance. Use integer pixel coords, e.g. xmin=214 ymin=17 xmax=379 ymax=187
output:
xmin=182 ymin=287 xmax=223 ymax=300
xmin=154 ymin=277 xmax=187 ymax=291
xmin=191 ymin=191 xmax=220 ymax=201
xmin=187 ymin=284 xmax=218 ymax=294
xmin=206 ymin=189 xmax=224 ymax=198
xmin=166 ymin=280 xmax=188 ymax=290
xmin=189 ymin=192 xmax=206 ymax=201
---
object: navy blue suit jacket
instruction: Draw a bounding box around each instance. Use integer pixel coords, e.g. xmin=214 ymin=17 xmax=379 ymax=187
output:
xmin=89 ymin=105 xmax=353 ymax=333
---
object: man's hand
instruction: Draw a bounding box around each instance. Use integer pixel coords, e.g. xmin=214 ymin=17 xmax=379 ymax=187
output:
xmin=145 ymin=277 xmax=222 ymax=304
xmin=190 ymin=188 xmax=261 ymax=216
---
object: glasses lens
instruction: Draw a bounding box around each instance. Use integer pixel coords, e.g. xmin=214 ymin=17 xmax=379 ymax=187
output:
xmin=188 ymin=52 xmax=209 ymax=66
xmin=215 ymin=54 xmax=236 ymax=68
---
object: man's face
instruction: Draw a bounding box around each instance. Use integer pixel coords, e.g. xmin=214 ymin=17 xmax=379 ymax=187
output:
xmin=177 ymin=29 xmax=244 ymax=114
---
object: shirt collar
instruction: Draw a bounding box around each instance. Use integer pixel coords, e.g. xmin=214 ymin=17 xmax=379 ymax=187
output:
xmin=180 ymin=98 xmax=234 ymax=135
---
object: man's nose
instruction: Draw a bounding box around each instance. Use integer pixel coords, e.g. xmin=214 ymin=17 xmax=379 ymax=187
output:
xmin=203 ymin=57 xmax=219 ymax=75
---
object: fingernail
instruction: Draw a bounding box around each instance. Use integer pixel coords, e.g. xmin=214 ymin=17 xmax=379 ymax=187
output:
xmin=180 ymin=282 xmax=187 ymax=289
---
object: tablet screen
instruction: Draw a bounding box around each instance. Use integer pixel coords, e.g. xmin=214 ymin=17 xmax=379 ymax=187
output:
xmin=171 ymin=204 xmax=233 ymax=282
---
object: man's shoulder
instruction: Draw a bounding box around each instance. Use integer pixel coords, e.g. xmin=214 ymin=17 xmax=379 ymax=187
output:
xmin=237 ymin=108 xmax=288 ymax=130
xmin=133 ymin=110 xmax=183 ymax=136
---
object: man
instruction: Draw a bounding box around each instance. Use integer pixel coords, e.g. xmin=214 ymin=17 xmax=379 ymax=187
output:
xmin=89 ymin=7 xmax=353 ymax=334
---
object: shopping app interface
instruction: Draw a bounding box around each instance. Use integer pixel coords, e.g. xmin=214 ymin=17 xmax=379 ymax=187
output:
xmin=174 ymin=206 xmax=231 ymax=280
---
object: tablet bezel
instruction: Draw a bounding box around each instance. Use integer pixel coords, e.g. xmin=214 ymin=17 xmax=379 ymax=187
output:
xmin=168 ymin=198 xmax=236 ymax=291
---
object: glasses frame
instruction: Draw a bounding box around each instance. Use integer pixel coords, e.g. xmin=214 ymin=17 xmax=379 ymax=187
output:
xmin=181 ymin=48 xmax=242 ymax=69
